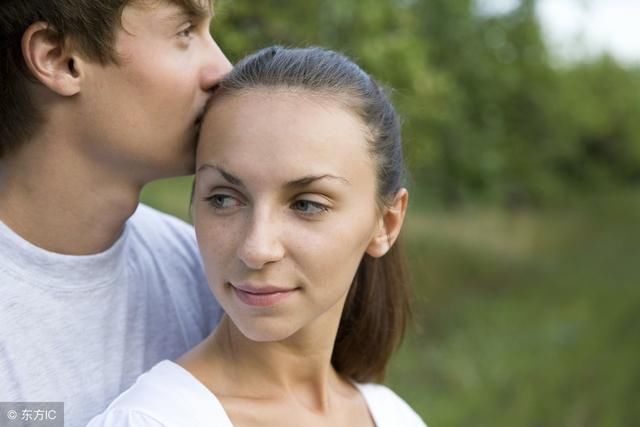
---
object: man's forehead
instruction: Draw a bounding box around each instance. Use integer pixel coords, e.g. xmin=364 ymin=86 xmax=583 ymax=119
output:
xmin=129 ymin=0 xmax=214 ymax=17
xmin=170 ymin=0 xmax=214 ymax=16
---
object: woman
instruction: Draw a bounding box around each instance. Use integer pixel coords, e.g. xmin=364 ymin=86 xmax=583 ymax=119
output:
xmin=89 ymin=46 xmax=426 ymax=426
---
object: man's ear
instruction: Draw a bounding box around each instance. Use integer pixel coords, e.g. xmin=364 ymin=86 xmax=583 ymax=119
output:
xmin=366 ymin=188 xmax=409 ymax=258
xmin=21 ymin=22 xmax=83 ymax=96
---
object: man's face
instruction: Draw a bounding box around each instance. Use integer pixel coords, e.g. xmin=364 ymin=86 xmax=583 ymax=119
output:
xmin=77 ymin=0 xmax=231 ymax=180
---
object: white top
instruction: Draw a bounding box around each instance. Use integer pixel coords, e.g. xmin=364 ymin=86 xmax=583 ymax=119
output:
xmin=0 ymin=204 xmax=222 ymax=427
xmin=87 ymin=361 xmax=427 ymax=427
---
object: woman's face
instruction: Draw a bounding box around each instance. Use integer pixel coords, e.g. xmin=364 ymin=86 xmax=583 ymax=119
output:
xmin=193 ymin=89 xmax=382 ymax=343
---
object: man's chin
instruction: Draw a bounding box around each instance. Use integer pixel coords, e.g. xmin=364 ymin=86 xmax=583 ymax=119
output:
xmin=167 ymin=155 xmax=197 ymax=177
xmin=147 ymin=153 xmax=196 ymax=182
xmin=174 ymin=135 xmax=198 ymax=175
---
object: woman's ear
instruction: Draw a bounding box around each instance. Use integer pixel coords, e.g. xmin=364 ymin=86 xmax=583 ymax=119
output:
xmin=366 ymin=188 xmax=409 ymax=258
xmin=21 ymin=22 xmax=83 ymax=96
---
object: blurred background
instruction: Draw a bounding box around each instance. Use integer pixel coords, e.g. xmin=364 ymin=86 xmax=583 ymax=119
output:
xmin=141 ymin=0 xmax=640 ymax=425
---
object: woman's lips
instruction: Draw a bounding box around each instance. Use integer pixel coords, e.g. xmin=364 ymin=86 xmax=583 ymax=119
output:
xmin=231 ymin=284 xmax=298 ymax=307
xmin=231 ymin=285 xmax=297 ymax=307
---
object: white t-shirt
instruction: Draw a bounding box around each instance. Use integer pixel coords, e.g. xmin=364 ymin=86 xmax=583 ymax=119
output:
xmin=0 ymin=204 xmax=222 ymax=427
xmin=87 ymin=360 xmax=427 ymax=427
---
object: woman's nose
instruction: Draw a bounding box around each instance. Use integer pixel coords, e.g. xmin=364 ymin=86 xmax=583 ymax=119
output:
xmin=236 ymin=211 xmax=285 ymax=270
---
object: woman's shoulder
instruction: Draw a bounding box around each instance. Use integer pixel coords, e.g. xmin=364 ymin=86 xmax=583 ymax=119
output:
xmin=87 ymin=360 xmax=233 ymax=427
xmin=356 ymin=382 xmax=428 ymax=427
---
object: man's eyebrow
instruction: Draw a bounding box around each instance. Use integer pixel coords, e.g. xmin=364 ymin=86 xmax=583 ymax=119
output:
xmin=166 ymin=0 xmax=213 ymax=20
xmin=197 ymin=164 xmax=244 ymax=187
xmin=285 ymin=174 xmax=351 ymax=189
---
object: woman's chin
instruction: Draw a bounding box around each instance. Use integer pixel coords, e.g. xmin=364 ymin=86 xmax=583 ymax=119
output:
xmin=234 ymin=320 xmax=297 ymax=343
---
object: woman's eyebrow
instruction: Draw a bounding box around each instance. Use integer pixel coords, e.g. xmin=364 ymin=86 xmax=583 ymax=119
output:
xmin=197 ymin=164 xmax=244 ymax=187
xmin=285 ymin=175 xmax=351 ymax=189
xmin=197 ymin=165 xmax=350 ymax=189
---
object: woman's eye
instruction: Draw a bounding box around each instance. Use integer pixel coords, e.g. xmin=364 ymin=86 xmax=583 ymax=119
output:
xmin=291 ymin=200 xmax=329 ymax=216
xmin=205 ymin=194 xmax=242 ymax=210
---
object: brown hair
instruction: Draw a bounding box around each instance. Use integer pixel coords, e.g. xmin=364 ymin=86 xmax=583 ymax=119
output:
xmin=212 ymin=46 xmax=410 ymax=383
xmin=0 ymin=0 xmax=210 ymax=158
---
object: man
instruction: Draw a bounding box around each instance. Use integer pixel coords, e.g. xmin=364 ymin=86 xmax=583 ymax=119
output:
xmin=0 ymin=1 xmax=232 ymax=425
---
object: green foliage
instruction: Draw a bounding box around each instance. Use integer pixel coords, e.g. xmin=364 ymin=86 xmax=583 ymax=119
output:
xmin=212 ymin=0 xmax=640 ymax=206
xmin=551 ymin=58 xmax=640 ymax=186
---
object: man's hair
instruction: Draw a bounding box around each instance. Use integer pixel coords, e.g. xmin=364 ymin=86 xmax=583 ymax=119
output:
xmin=210 ymin=46 xmax=410 ymax=383
xmin=0 ymin=0 xmax=209 ymax=159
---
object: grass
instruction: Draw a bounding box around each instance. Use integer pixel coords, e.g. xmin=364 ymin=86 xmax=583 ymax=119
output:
xmin=389 ymin=191 xmax=640 ymax=426
xmin=142 ymin=179 xmax=640 ymax=426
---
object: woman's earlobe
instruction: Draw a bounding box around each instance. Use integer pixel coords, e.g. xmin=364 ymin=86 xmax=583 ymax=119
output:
xmin=21 ymin=22 xmax=82 ymax=96
xmin=365 ymin=188 xmax=409 ymax=258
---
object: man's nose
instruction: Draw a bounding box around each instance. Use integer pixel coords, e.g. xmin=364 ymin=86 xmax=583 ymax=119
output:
xmin=201 ymin=35 xmax=232 ymax=91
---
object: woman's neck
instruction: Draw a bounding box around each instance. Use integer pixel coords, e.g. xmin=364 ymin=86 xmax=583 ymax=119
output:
xmin=182 ymin=315 xmax=353 ymax=413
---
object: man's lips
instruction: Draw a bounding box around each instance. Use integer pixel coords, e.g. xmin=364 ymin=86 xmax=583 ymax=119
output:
xmin=194 ymin=110 xmax=205 ymax=128
xmin=230 ymin=283 xmax=298 ymax=307
xmin=194 ymin=83 xmax=222 ymax=131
